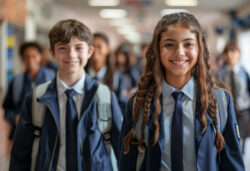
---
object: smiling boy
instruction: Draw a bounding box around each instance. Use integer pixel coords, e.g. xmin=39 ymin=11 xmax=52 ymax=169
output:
xmin=10 ymin=19 xmax=122 ymax=171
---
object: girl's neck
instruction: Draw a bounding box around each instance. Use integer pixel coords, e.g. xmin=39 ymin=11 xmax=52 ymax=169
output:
xmin=165 ymin=74 xmax=191 ymax=90
xmin=58 ymin=71 xmax=83 ymax=87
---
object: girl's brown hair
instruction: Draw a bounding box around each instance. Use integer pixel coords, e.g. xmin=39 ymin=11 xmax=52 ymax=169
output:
xmin=123 ymin=12 xmax=225 ymax=154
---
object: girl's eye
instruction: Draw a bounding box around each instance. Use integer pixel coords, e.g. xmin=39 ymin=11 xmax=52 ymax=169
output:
xmin=76 ymin=47 xmax=83 ymax=50
xmin=165 ymin=43 xmax=174 ymax=48
xmin=184 ymin=43 xmax=194 ymax=48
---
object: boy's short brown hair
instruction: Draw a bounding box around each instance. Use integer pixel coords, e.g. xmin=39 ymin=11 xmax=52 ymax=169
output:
xmin=49 ymin=19 xmax=92 ymax=50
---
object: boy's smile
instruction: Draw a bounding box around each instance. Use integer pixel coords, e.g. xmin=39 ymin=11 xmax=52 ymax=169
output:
xmin=50 ymin=36 xmax=94 ymax=86
xmin=160 ymin=24 xmax=199 ymax=88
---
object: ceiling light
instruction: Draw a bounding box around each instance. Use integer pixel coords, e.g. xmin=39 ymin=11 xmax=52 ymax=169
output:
xmin=165 ymin=0 xmax=198 ymax=6
xmin=110 ymin=18 xmax=130 ymax=26
xmin=99 ymin=9 xmax=127 ymax=18
xmin=88 ymin=0 xmax=119 ymax=6
xmin=161 ymin=9 xmax=188 ymax=16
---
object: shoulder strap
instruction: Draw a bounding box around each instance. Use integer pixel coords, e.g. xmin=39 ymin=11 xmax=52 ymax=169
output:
xmin=214 ymin=88 xmax=228 ymax=133
xmin=96 ymin=84 xmax=118 ymax=171
xmin=13 ymin=73 xmax=24 ymax=104
xmin=31 ymin=81 xmax=50 ymax=171
xmin=96 ymin=83 xmax=112 ymax=134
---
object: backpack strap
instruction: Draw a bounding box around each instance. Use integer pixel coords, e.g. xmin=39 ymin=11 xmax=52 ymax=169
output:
xmin=31 ymin=81 xmax=50 ymax=171
xmin=214 ymin=88 xmax=228 ymax=133
xmin=96 ymin=84 xmax=118 ymax=171
xmin=13 ymin=73 xmax=24 ymax=105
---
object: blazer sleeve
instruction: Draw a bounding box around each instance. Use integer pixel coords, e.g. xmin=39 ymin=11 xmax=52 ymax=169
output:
xmin=9 ymin=93 xmax=34 ymax=171
xmin=118 ymin=97 xmax=138 ymax=171
xmin=110 ymin=92 xmax=123 ymax=158
xmin=220 ymin=92 xmax=245 ymax=171
xmin=3 ymin=80 xmax=18 ymax=126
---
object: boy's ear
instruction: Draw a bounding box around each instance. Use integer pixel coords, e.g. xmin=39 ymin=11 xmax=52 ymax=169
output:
xmin=49 ymin=48 xmax=55 ymax=59
xmin=87 ymin=46 xmax=94 ymax=59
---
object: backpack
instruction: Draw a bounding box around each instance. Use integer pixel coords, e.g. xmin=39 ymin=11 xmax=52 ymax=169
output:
xmin=31 ymin=82 xmax=117 ymax=171
xmin=135 ymin=89 xmax=228 ymax=171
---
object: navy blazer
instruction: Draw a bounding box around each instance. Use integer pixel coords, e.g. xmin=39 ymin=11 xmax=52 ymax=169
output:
xmin=118 ymin=90 xmax=245 ymax=171
xmin=10 ymin=75 xmax=123 ymax=171
xmin=3 ymin=67 xmax=55 ymax=139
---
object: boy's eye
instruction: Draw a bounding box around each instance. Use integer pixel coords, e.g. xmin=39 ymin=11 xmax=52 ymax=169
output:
xmin=58 ymin=47 xmax=66 ymax=50
xmin=76 ymin=47 xmax=84 ymax=50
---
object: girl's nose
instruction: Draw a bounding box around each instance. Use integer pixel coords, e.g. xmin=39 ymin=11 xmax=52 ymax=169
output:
xmin=176 ymin=45 xmax=185 ymax=57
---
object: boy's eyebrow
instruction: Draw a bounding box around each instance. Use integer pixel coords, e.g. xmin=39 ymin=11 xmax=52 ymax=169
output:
xmin=163 ymin=38 xmax=195 ymax=42
xmin=57 ymin=42 xmax=67 ymax=45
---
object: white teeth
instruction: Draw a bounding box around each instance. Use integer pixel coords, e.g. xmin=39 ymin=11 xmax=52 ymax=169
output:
xmin=172 ymin=61 xmax=186 ymax=64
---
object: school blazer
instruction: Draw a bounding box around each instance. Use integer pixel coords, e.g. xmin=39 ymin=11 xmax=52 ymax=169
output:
xmin=3 ymin=66 xmax=55 ymax=139
xmin=118 ymin=89 xmax=245 ymax=171
xmin=10 ymin=75 xmax=123 ymax=171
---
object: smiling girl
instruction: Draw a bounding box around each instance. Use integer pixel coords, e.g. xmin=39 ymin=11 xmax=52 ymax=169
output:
xmin=118 ymin=12 xmax=245 ymax=171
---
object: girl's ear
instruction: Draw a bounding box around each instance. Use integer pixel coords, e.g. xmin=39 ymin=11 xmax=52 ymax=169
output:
xmin=49 ymin=48 xmax=55 ymax=59
xmin=88 ymin=46 xmax=94 ymax=59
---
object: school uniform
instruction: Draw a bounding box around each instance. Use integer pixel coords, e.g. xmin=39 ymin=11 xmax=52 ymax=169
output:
xmin=88 ymin=66 xmax=128 ymax=113
xmin=118 ymin=77 xmax=245 ymax=171
xmin=3 ymin=66 xmax=55 ymax=139
xmin=220 ymin=63 xmax=250 ymax=140
xmin=9 ymin=73 xmax=123 ymax=171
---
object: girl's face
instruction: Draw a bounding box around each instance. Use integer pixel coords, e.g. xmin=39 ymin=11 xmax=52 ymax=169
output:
xmin=160 ymin=24 xmax=199 ymax=82
xmin=91 ymin=37 xmax=110 ymax=70
xmin=116 ymin=52 xmax=127 ymax=67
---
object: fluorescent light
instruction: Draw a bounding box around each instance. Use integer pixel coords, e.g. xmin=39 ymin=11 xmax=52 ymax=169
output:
xmin=165 ymin=0 xmax=198 ymax=6
xmin=99 ymin=9 xmax=127 ymax=18
xmin=89 ymin=0 xmax=119 ymax=6
xmin=110 ymin=18 xmax=130 ymax=26
xmin=124 ymin=32 xmax=141 ymax=44
xmin=161 ymin=9 xmax=188 ymax=16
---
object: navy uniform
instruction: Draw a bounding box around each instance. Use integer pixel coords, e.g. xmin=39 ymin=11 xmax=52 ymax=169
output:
xmin=119 ymin=77 xmax=245 ymax=171
xmin=9 ymin=74 xmax=123 ymax=171
xmin=220 ymin=63 xmax=250 ymax=152
xmin=3 ymin=67 xmax=55 ymax=139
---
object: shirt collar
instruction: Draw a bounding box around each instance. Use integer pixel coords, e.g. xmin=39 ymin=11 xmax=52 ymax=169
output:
xmin=88 ymin=66 xmax=107 ymax=80
xmin=57 ymin=71 xmax=85 ymax=97
xmin=162 ymin=76 xmax=195 ymax=100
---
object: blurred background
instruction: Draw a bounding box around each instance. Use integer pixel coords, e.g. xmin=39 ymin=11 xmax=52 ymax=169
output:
xmin=0 ymin=0 xmax=250 ymax=170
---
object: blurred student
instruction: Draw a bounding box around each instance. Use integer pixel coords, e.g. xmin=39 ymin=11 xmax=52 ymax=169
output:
xmin=3 ymin=42 xmax=55 ymax=140
xmin=86 ymin=32 xmax=127 ymax=112
xmin=10 ymin=19 xmax=122 ymax=171
xmin=115 ymin=45 xmax=140 ymax=99
xmin=219 ymin=41 xmax=250 ymax=153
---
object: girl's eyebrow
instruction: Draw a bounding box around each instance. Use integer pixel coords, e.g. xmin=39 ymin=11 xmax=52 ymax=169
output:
xmin=163 ymin=38 xmax=195 ymax=42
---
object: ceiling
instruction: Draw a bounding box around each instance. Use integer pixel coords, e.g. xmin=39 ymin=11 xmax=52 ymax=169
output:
xmin=33 ymin=0 xmax=250 ymax=49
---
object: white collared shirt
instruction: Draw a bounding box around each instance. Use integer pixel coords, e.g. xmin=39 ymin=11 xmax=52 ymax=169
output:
xmin=88 ymin=66 xmax=107 ymax=83
xmin=161 ymin=77 xmax=197 ymax=171
xmin=56 ymin=71 xmax=85 ymax=171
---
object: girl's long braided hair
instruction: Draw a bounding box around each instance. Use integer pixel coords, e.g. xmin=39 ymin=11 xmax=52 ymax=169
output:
xmin=123 ymin=12 xmax=225 ymax=154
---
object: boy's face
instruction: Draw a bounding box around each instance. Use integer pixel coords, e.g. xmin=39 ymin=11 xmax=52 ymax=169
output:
xmin=224 ymin=49 xmax=240 ymax=67
xmin=50 ymin=36 xmax=93 ymax=76
xmin=160 ymin=24 xmax=199 ymax=82
xmin=22 ymin=47 xmax=42 ymax=73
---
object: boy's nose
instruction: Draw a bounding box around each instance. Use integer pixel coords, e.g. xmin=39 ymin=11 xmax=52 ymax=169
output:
xmin=68 ymin=48 xmax=77 ymax=58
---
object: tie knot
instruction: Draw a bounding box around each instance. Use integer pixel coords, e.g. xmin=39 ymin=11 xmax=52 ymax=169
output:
xmin=172 ymin=92 xmax=183 ymax=101
xmin=65 ymin=89 xmax=76 ymax=99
